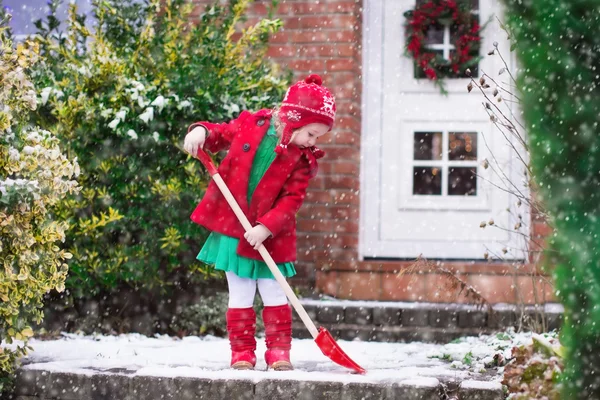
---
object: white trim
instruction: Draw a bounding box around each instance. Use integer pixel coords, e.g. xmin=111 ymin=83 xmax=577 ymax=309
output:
xmin=359 ymin=0 xmax=385 ymax=261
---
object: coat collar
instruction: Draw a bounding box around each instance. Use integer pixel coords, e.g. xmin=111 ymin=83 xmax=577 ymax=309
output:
xmin=254 ymin=109 xmax=274 ymax=120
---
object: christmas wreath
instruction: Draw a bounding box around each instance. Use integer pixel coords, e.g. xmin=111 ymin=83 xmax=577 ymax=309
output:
xmin=404 ymin=0 xmax=482 ymax=94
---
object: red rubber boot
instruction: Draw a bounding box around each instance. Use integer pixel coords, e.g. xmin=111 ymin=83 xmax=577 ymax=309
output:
xmin=263 ymin=304 xmax=293 ymax=371
xmin=226 ymin=308 xmax=257 ymax=370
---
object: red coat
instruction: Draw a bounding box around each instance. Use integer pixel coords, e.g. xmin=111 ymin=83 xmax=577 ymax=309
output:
xmin=188 ymin=109 xmax=321 ymax=263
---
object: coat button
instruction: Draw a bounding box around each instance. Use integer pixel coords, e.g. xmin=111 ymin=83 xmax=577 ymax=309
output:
xmin=243 ymin=143 xmax=251 ymax=152
xmin=257 ymin=119 xmax=265 ymax=127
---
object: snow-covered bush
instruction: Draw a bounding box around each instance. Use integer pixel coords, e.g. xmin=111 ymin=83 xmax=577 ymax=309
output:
xmin=29 ymin=0 xmax=288 ymax=299
xmin=503 ymin=334 xmax=563 ymax=399
xmin=0 ymin=25 xmax=79 ymax=386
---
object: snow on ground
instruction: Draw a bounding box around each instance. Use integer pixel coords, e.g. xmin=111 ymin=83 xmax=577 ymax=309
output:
xmin=9 ymin=330 xmax=547 ymax=385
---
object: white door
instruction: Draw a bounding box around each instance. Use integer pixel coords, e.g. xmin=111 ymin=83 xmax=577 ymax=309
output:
xmin=360 ymin=0 xmax=528 ymax=259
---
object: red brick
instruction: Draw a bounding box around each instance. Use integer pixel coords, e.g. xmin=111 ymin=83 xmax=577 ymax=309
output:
xmin=468 ymin=275 xmax=516 ymax=304
xmin=309 ymin=175 xmax=326 ymax=189
xmin=270 ymin=32 xmax=291 ymax=44
xmin=326 ymin=2 xmax=358 ymax=14
xmin=330 ymin=205 xmax=359 ymax=219
xmin=381 ymin=273 xmax=428 ymax=301
xmin=426 ymin=273 xmax=473 ymax=304
xmin=336 ymin=116 xmax=361 ymax=131
xmin=323 ymin=234 xmax=358 ymax=249
xmin=316 ymin=160 xmax=334 ymax=174
xmin=326 ymin=260 xmax=374 ymax=272
xmin=298 ymin=204 xmax=332 ymax=219
xmin=515 ymin=275 xmax=557 ymax=304
xmin=323 ymin=175 xmax=359 ymax=190
xmin=308 ymin=177 xmax=325 ymax=191
xmin=280 ymin=1 xmax=357 ymax=15
xmin=337 ymin=271 xmax=381 ymax=300
xmin=332 ymin=85 xmax=360 ymax=100
xmin=331 ymin=100 xmax=357 ymax=116
xmin=323 ymin=146 xmax=359 ymax=161
xmin=320 ymin=133 xmax=336 ymax=145
xmin=330 ymin=71 xmax=358 ymax=85
xmin=327 ymin=30 xmax=356 ymax=42
xmin=292 ymin=44 xmax=357 ymax=58
xmin=304 ymin=190 xmax=333 ymax=204
xmin=332 ymin=190 xmax=359 ymax=205
xmin=297 ymin=248 xmax=329 ymax=261
xmin=281 ymin=2 xmax=327 ymax=15
xmin=315 ymin=271 xmax=339 ymax=296
xmin=267 ymin=45 xmax=298 ymax=58
xmin=283 ymin=15 xmax=355 ymax=30
xmin=332 ymin=161 xmax=359 ymax=175
xmin=297 ymin=219 xmax=334 ymax=233
xmin=246 ymin=2 xmax=271 ymax=15
xmin=325 ymin=58 xmax=356 ymax=72
xmin=290 ymin=59 xmax=326 ymax=72
xmin=333 ymin=220 xmax=359 ymax=234
xmin=288 ymin=30 xmax=330 ymax=43
xmin=332 ymin=130 xmax=359 ymax=145
xmin=533 ymin=221 xmax=553 ymax=238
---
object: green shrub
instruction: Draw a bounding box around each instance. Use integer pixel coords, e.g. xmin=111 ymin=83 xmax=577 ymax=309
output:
xmin=30 ymin=0 xmax=289 ymax=299
xmin=0 ymin=23 xmax=79 ymax=386
xmin=504 ymin=0 xmax=600 ymax=397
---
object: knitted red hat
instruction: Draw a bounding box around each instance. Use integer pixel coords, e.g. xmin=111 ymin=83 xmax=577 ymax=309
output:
xmin=276 ymin=74 xmax=336 ymax=155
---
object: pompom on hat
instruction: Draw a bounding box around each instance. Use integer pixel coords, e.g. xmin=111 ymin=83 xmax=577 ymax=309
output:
xmin=276 ymin=74 xmax=336 ymax=156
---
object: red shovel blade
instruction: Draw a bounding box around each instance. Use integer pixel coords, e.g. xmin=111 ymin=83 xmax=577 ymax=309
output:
xmin=315 ymin=327 xmax=366 ymax=374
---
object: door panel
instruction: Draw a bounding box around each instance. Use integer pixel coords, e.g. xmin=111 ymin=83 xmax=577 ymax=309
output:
xmin=360 ymin=0 xmax=527 ymax=260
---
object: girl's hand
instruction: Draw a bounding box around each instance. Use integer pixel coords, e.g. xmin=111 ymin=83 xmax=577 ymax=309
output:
xmin=184 ymin=126 xmax=207 ymax=157
xmin=244 ymin=224 xmax=272 ymax=250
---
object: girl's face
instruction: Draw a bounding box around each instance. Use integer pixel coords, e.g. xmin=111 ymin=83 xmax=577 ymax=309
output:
xmin=290 ymin=123 xmax=329 ymax=149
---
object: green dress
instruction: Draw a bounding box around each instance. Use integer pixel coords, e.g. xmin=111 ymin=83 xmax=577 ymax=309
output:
xmin=197 ymin=122 xmax=296 ymax=280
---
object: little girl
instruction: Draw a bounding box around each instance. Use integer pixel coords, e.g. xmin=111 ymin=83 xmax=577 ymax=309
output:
xmin=183 ymin=75 xmax=336 ymax=371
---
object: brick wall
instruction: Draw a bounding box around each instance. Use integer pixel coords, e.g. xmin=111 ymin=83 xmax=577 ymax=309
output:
xmin=188 ymin=0 xmax=554 ymax=305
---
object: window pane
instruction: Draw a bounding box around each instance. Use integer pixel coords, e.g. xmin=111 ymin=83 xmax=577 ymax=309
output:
xmin=414 ymin=132 xmax=443 ymax=160
xmin=448 ymin=167 xmax=477 ymax=196
xmin=424 ymin=24 xmax=445 ymax=46
xmin=448 ymin=132 xmax=477 ymax=161
xmin=413 ymin=167 xmax=442 ymax=195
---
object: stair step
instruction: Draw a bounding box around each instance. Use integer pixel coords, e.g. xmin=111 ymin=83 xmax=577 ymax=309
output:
xmin=15 ymin=369 xmax=505 ymax=400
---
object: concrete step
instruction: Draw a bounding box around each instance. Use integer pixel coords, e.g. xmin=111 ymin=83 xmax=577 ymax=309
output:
xmin=11 ymin=332 xmax=515 ymax=400
xmin=294 ymin=299 xmax=563 ymax=342
xmin=15 ymin=368 xmax=505 ymax=400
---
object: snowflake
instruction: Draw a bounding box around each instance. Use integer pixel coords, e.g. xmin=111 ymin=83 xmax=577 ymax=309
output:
xmin=286 ymin=110 xmax=301 ymax=121
xmin=321 ymin=95 xmax=335 ymax=115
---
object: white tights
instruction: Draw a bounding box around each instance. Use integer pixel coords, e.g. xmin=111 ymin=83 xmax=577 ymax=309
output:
xmin=225 ymin=272 xmax=288 ymax=308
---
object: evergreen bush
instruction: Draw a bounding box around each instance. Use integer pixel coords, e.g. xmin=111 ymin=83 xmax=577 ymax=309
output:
xmin=504 ymin=0 xmax=600 ymax=397
xmin=30 ymin=0 xmax=288 ymax=298
xmin=0 ymin=21 xmax=79 ymax=388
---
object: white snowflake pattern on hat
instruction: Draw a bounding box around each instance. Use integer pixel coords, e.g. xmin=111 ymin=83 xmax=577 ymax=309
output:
xmin=286 ymin=110 xmax=302 ymax=121
xmin=321 ymin=94 xmax=335 ymax=116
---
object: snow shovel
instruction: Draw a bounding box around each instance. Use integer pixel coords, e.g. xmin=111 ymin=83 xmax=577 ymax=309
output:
xmin=196 ymin=148 xmax=366 ymax=374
